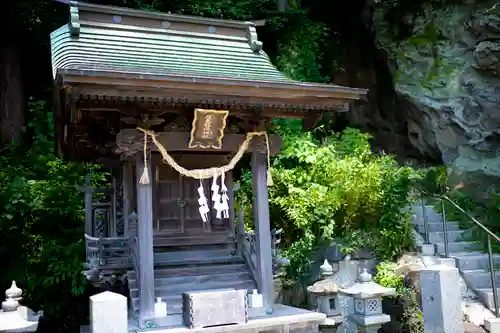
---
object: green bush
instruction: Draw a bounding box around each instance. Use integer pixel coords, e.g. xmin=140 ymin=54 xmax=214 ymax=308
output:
xmin=237 ymin=127 xmax=418 ymax=282
xmin=373 ymin=262 xmax=406 ymax=292
xmin=0 ymin=101 xmax=107 ymax=332
xmin=374 ymin=262 xmax=424 ymax=333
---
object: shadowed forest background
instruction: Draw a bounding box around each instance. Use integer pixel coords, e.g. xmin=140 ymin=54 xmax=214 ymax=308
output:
xmin=2 ymin=0 xmax=500 ymax=332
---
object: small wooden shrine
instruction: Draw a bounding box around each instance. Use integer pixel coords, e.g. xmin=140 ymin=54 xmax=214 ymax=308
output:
xmin=50 ymin=1 xmax=367 ymax=331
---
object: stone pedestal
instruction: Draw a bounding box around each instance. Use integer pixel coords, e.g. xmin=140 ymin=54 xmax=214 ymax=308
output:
xmin=419 ymin=244 xmax=436 ymax=256
xmin=90 ymin=291 xmax=127 ymax=333
xmin=420 ymin=265 xmax=463 ymax=333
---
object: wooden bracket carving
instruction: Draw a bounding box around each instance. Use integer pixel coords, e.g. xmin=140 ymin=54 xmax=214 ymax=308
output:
xmin=69 ymin=6 xmax=80 ymax=36
xmin=121 ymin=113 xmax=165 ymax=128
xmin=246 ymin=25 xmax=263 ymax=52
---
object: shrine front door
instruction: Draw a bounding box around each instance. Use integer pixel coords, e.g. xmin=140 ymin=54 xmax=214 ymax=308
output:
xmin=152 ymin=154 xmax=232 ymax=239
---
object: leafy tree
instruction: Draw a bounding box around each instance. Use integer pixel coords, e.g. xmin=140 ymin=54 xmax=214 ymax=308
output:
xmin=237 ymin=127 xmax=418 ymax=283
xmin=0 ymin=101 xmax=107 ymax=332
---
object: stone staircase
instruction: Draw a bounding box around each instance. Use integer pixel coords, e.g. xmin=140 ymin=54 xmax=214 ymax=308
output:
xmin=127 ymin=243 xmax=257 ymax=319
xmin=412 ymin=204 xmax=500 ymax=310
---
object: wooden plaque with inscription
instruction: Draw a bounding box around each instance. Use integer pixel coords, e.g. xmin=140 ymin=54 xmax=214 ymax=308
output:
xmin=188 ymin=109 xmax=229 ymax=149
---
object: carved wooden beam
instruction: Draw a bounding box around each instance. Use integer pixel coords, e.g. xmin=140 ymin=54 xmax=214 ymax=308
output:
xmin=115 ymin=129 xmax=283 ymax=156
xmin=76 ymin=99 xmax=321 ymax=119
xmin=74 ymin=84 xmax=352 ymax=112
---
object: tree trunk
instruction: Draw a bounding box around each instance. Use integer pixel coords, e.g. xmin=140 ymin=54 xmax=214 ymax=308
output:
xmin=0 ymin=46 xmax=24 ymax=145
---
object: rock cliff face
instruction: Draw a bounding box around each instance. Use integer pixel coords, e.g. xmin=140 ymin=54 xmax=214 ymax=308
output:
xmin=342 ymin=1 xmax=500 ymax=197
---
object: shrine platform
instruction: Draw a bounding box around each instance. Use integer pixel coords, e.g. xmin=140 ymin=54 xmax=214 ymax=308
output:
xmin=80 ymin=304 xmax=325 ymax=333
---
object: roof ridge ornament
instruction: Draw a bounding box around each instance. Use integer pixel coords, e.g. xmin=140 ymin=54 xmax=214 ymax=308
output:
xmin=69 ymin=6 xmax=80 ymax=36
xmin=246 ymin=25 xmax=263 ymax=52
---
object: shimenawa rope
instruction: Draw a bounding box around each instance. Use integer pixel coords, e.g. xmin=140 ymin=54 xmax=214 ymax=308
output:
xmin=136 ymin=128 xmax=273 ymax=186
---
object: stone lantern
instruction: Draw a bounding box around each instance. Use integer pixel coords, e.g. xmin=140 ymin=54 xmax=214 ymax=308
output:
xmin=0 ymin=281 xmax=41 ymax=332
xmin=307 ymin=259 xmax=343 ymax=332
xmin=338 ymin=269 xmax=395 ymax=333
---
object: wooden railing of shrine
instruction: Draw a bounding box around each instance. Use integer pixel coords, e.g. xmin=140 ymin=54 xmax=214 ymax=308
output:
xmin=83 ymin=234 xmax=132 ymax=288
xmin=83 ymin=212 xmax=138 ymax=291
xmin=236 ymin=206 xmax=289 ymax=289
xmin=237 ymin=208 xmax=258 ymax=286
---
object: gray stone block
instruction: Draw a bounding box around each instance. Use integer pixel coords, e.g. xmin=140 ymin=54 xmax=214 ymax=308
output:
xmin=419 ymin=244 xmax=436 ymax=256
xmin=437 ymin=258 xmax=457 ymax=268
xmin=485 ymin=318 xmax=500 ymax=333
xmin=182 ymin=289 xmax=248 ymax=329
xmin=90 ymin=291 xmax=127 ymax=333
xmin=420 ymin=265 xmax=464 ymax=333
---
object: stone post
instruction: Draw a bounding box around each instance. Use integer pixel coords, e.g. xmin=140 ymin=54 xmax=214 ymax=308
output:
xmin=419 ymin=265 xmax=463 ymax=333
xmin=90 ymin=291 xmax=127 ymax=333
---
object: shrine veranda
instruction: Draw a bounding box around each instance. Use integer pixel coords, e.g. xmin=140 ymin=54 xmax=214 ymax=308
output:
xmin=50 ymin=1 xmax=367 ymax=331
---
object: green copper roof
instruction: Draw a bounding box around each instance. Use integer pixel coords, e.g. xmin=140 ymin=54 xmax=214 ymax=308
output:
xmin=50 ymin=3 xmax=291 ymax=83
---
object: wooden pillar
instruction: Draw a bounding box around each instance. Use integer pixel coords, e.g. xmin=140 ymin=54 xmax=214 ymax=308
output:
xmin=122 ymin=162 xmax=133 ymax=237
xmin=136 ymin=153 xmax=155 ymax=323
xmin=110 ymin=176 xmax=117 ymax=237
xmin=251 ymin=150 xmax=274 ymax=312
xmin=84 ymin=174 xmax=94 ymax=236
xmin=227 ymin=171 xmax=236 ymax=237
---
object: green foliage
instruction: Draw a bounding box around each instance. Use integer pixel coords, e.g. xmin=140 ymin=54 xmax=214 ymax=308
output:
xmin=373 ymin=262 xmax=406 ymax=292
xmin=187 ymin=0 xmax=275 ymax=19
xmin=374 ymin=261 xmax=424 ymax=333
xmin=0 ymin=101 xmax=107 ymax=332
xmin=414 ymin=165 xmax=448 ymax=196
xmin=271 ymin=13 xmax=330 ymax=82
xmin=237 ymin=127 xmax=418 ymax=282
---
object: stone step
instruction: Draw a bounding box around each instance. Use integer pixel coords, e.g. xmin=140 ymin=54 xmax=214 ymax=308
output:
xmin=412 ymin=205 xmax=443 ymax=223
xmin=153 ymin=232 xmax=236 ymax=247
xmin=128 ymin=263 xmax=248 ymax=281
xmin=129 ymin=270 xmax=253 ymax=289
xmin=454 ymin=253 xmax=500 ymax=271
xmin=475 ymin=288 xmax=500 ymax=310
xmin=436 ymin=241 xmax=482 ymax=254
xmin=131 ymin=278 xmax=256 ymax=312
xmin=414 ymin=222 xmax=460 ymax=232
xmin=462 ymin=269 xmax=500 ymax=289
xmin=153 ymin=249 xmax=243 ymax=267
xmin=427 ymin=230 xmax=469 ymax=243
xmin=130 ymin=275 xmax=255 ymax=298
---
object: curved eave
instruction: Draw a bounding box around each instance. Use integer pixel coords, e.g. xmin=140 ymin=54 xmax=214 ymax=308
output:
xmin=56 ymin=68 xmax=367 ymax=110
